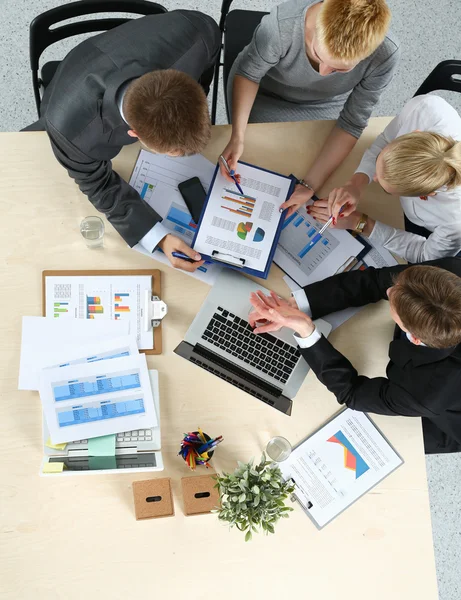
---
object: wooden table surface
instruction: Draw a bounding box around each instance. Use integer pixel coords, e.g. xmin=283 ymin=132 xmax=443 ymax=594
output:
xmin=0 ymin=120 xmax=438 ymax=600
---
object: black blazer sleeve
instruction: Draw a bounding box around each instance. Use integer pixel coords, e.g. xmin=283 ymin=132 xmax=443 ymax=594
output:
xmin=300 ymin=336 xmax=437 ymax=418
xmin=303 ymin=258 xmax=461 ymax=318
xmin=46 ymin=122 xmax=160 ymax=247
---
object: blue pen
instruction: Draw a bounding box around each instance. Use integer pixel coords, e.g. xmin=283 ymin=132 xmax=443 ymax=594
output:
xmin=302 ymin=203 xmax=346 ymax=253
xmin=171 ymin=251 xmax=210 ymax=264
xmin=219 ymin=155 xmax=245 ymax=196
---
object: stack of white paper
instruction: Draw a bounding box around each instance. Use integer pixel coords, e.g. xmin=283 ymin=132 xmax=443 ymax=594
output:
xmin=19 ymin=318 xmax=158 ymax=443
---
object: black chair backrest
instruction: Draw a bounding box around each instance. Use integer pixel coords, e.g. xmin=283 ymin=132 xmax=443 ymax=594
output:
xmin=30 ymin=0 xmax=167 ymax=112
xmin=222 ymin=10 xmax=267 ymax=119
xmin=414 ymin=60 xmax=461 ymax=96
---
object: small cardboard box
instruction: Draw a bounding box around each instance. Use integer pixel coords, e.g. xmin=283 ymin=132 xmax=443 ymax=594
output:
xmin=181 ymin=475 xmax=221 ymax=516
xmin=132 ymin=478 xmax=174 ymax=520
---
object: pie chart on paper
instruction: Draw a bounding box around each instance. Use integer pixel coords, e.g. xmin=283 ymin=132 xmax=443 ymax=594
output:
xmin=237 ymin=222 xmax=253 ymax=240
xmin=253 ymin=227 xmax=265 ymax=242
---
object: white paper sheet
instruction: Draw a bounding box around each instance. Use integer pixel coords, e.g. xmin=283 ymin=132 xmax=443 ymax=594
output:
xmin=129 ymin=150 xmax=222 ymax=285
xmin=280 ymin=409 xmax=403 ymax=528
xmin=44 ymin=275 xmax=153 ymax=349
xmin=193 ymin=162 xmax=292 ymax=273
xmin=275 ymin=211 xmax=364 ymax=286
xmin=18 ymin=317 xmax=130 ymax=391
xmin=39 ymin=354 xmax=157 ymax=443
xmin=359 ymin=236 xmax=399 ymax=268
xmin=43 ymin=335 xmax=139 ymax=371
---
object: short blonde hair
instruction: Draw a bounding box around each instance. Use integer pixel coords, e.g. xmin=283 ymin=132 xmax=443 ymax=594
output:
xmin=124 ymin=70 xmax=211 ymax=156
xmin=381 ymin=132 xmax=461 ymax=196
xmin=316 ymin=0 xmax=391 ymax=62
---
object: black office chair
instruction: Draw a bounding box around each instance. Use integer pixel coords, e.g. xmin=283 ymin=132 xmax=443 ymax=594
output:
xmin=29 ymin=0 xmax=167 ymax=115
xmin=210 ymin=0 xmax=268 ymax=124
xmin=414 ymin=60 xmax=461 ymax=96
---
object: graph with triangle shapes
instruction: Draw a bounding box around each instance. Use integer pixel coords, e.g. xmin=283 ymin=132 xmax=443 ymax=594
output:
xmin=327 ymin=431 xmax=370 ymax=479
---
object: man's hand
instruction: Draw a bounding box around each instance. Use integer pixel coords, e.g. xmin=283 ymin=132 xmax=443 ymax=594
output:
xmin=158 ymin=234 xmax=205 ymax=273
xmin=279 ymin=184 xmax=315 ymax=218
xmin=249 ymin=291 xmax=315 ymax=338
xmin=219 ymin=136 xmax=244 ymax=183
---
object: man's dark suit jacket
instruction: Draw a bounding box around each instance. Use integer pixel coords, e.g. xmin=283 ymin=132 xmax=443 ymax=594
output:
xmin=300 ymin=257 xmax=461 ymax=454
xmin=27 ymin=11 xmax=220 ymax=247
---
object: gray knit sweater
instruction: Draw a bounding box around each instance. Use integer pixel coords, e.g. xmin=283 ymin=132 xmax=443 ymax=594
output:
xmin=233 ymin=0 xmax=400 ymax=137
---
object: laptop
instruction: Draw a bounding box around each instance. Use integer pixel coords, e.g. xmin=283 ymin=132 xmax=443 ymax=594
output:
xmin=41 ymin=370 xmax=163 ymax=475
xmin=174 ymin=270 xmax=331 ymax=415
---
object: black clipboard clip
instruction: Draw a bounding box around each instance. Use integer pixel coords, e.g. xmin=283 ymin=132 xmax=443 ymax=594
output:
xmin=212 ymin=251 xmax=246 ymax=268
xmin=288 ymin=477 xmax=313 ymax=510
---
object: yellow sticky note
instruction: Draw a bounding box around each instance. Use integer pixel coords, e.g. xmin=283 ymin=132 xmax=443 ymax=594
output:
xmin=45 ymin=437 xmax=67 ymax=451
xmin=43 ymin=462 xmax=65 ymax=474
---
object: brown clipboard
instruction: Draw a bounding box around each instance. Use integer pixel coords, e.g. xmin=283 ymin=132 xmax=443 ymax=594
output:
xmin=42 ymin=269 xmax=162 ymax=354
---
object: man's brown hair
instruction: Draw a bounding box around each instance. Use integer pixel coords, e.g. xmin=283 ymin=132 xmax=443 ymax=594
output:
xmin=123 ymin=70 xmax=211 ymax=155
xmin=391 ymin=265 xmax=461 ymax=349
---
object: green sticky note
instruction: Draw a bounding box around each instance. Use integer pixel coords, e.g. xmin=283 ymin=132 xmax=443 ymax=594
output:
xmin=88 ymin=434 xmax=116 ymax=457
xmin=88 ymin=456 xmax=117 ymax=471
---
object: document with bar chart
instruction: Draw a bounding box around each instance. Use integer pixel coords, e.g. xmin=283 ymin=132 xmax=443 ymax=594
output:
xmin=44 ymin=275 xmax=153 ymax=349
xmin=39 ymin=354 xmax=157 ymax=443
xmin=129 ymin=149 xmax=222 ymax=285
xmin=274 ymin=210 xmax=364 ymax=286
xmin=192 ymin=161 xmax=294 ymax=277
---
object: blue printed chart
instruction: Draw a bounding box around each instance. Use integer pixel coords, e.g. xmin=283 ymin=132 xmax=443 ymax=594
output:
xmin=57 ymin=396 xmax=145 ymax=427
xmin=279 ymin=211 xmax=339 ymax=268
xmin=52 ymin=371 xmax=141 ymax=402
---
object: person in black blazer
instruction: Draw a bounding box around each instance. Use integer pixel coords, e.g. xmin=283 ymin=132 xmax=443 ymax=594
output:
xmin=24 ymin=11 xmax=220 ymax=273
xmin=248 ymin=258 xmax=461 ymax=454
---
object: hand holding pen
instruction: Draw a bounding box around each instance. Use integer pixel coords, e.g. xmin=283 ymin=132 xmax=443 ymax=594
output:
xmin=219 ymin=155 xmax=245 ymax=196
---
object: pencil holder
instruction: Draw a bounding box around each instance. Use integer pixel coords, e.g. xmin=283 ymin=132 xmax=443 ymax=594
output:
xmin=179 ymin=428 xmax=223 ymax=471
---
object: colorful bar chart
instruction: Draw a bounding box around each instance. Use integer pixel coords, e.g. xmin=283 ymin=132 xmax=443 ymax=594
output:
xmin=87 ymin=296 xmax=104 ymax=318
xmin=221 ymin=188 xmax=256 ymax=217
xmin=114 ymin=292 xmax=131 ymax=320
xmin=53 ymin=301 xmax=69 ymax=317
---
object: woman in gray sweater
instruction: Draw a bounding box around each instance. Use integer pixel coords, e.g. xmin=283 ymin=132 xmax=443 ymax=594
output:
xmin=220 ymin=0 xmax=400 ymax=216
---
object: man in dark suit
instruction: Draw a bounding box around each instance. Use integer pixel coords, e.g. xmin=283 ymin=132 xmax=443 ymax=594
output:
xmin=248 ymin=258 xmax=461 ymax=454
xmin=25 ymin=11 xmax=220 ymax=273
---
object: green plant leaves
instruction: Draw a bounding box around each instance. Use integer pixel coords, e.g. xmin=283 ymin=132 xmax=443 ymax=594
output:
xmin=214 ymin=457 xmax=295 ymax=541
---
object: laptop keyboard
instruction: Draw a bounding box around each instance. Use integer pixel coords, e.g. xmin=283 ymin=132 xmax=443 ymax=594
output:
xmin=201 ymin=306 xmax=300 ymax=384
xmin=70 ymin=430 xmax=153 ymax=445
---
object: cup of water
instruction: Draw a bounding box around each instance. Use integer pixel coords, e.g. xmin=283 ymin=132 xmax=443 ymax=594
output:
xmin=80 ymin=216 xmax=104 ymax=248
xmin=266 ymin=436 xmax=292 ymax=462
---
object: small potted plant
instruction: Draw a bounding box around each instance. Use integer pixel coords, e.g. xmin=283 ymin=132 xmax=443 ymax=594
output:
xmin=214 ymin=454 xmax=295 ymax=541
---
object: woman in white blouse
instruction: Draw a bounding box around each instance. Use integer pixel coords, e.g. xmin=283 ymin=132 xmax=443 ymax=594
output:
xmin=308 ymin=94 xmax=461 ymax=262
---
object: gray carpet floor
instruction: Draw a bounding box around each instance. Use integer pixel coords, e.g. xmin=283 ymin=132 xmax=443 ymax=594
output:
xmin=1 ymin=1 xmax=460 ymax=598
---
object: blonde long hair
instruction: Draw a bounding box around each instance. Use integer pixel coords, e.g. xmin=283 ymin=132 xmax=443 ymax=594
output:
xmin=381 ymin=131 xmax=461 ymax=196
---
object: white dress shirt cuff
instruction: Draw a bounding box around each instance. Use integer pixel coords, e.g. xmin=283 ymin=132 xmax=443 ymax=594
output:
xmin=139 ymin=222 xmax=169 ymax=253
xmin=293 ymin=326 xmax=322 ymax=348
xmin=292 ymin=289 xmax=312 ymax=316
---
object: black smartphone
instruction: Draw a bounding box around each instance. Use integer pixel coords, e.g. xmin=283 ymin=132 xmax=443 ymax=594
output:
xmin=178 ymin=177 xmax=207 ymax=224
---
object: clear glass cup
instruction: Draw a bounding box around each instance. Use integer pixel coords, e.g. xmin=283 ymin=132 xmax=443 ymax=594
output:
xmin=80 ymin=216 xmax=104 ymax=248
xmin=266 ymin=436 xmax=292 ymax=462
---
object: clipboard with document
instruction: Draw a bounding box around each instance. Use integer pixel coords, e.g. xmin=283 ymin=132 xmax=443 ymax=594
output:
xmin=191 ymin=161 xmax=296 ymax=279
xmin=279 ymin=408 xmax=403 ymax=529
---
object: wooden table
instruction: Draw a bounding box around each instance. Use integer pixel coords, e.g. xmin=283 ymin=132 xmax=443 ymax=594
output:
xmin=0 ymin=120 xmax=438 ymax=600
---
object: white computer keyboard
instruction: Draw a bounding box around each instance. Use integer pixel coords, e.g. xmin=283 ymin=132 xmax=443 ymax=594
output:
xmin=71 ymin=429 xmax=154 ymax=444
